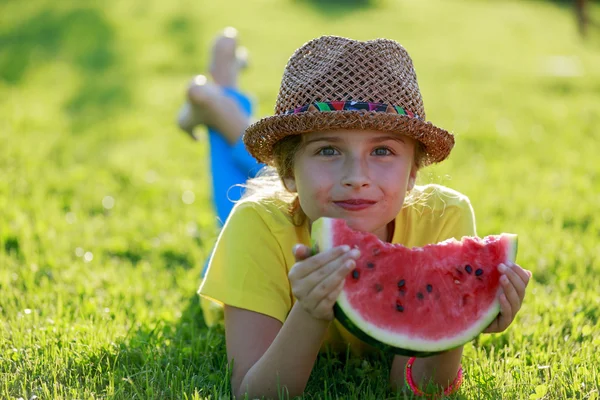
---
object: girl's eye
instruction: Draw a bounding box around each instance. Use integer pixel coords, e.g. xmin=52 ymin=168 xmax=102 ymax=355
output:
xmin=372 ymin=147 xmax=393 ymax=156
xmin=317 ymin=146 xmax=339 ymax=156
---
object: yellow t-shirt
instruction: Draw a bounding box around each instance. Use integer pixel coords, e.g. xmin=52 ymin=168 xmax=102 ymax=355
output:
xmin=198 ymin=184 xmax=477 ymax=354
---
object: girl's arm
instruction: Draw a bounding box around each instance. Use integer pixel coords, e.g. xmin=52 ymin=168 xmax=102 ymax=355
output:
xmin=390 ymin=347 xmax=463 ymax=393
xmin=225 ymin=303 xmax=329 ymax=398
xmin=226 ymin=244 xmax=360 ymax=398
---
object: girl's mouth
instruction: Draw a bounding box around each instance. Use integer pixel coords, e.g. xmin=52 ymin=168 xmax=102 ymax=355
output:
xmin=334 ymin=199 xmax=376 ymax=211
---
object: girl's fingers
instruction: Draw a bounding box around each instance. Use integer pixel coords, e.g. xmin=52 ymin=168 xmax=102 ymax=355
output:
xmin=313 ymin=279 xmax=347 ymax=320
xmin=289 ymin=245 xmax=352 ymax=280
xmin=500 ymin=263 xmax=527 ymax=303
xmin=511 ymin=263 xmax=532 ymax=287
xmin=297 ymin=248 xmax=360 ymax=294
xmin=500 ymin=269 xmax=521 ymax=314
xmin=292 ymin=244 xmax=313 ymax=262
xmin=291 ymin=248 xmax=357 ymax=306
xmin=315 ymin=279 xmax=345 ymax=319
xmin=305 ymin=257 xmax=354 ymax=305
xmin=497 ymin=292 xmax=513 ymax=331
xmin=485 ymin=263 xmax=531 ymax=334
xmin=330 ymin=279 xmax=346 ymax=301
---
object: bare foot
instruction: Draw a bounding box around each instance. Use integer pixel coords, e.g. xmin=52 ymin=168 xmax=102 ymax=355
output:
xmin=177 ymin=75 xmax=218 ymax=139
xmin=176 ymin=27 xmax=249 ymax=141
xmin=210 ymin=27 xmax=248 ymax=87
xmin=177 ymin=75 xmax=249 ymax=143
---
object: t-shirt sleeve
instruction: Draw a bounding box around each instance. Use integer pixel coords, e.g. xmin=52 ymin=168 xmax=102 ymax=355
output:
xmin=198 ymin=202 xmax=292 ymax=323
xmin=436 ymin=197 xmax=477 ymax=241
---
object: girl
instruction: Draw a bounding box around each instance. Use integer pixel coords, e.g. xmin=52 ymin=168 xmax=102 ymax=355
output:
xmin=199 ymin=36 xmax=531 ymax=398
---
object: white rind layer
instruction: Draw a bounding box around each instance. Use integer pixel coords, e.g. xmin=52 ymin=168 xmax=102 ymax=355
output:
xmin=337 ymin=291 xmax=500 ymax=352
xmin=311 ymin=218 xmax=335 ymax=253
xmin=504 ymin=234 xmax=519 ymax=263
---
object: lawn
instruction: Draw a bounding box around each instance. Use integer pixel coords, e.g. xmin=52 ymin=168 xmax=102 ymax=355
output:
xmin=1 ymin=0 xmax=599 ymax=398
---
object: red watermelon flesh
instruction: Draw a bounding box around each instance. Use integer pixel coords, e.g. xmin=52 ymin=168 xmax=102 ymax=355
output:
xmin=311 ymin=217 xmax=518 ymax=356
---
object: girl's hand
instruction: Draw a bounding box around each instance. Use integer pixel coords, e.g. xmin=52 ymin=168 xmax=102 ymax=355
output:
xmin=288 ymin=244 xmax=360 ymax=321
xmin=484 ymin=262 xmax=532 ymax=333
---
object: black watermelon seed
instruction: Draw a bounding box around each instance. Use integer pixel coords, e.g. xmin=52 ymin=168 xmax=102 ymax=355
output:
xmin=352 ymin=270 xmax=360 ymax=279
xmin=396 ymin=303 xmax=404 ymax=312
xmin=465 ymin=265 xmax=473 ymax=274
xmin=375 ymin=283 xmax=383 ymax=292
xmin=397 ymin=279 xmax=405 ymax=288
xmin=426 ymin=284 xmax=433 ymax=293
xmin=475 ymin=268 xmax=484 ymax=276
xmin=417 ymin=292 xmax=424 ymax=300
xmin=367 ymin=262 xmax=375 ymax=269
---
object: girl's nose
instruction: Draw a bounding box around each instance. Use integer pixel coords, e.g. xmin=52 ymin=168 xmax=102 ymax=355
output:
xmin=341 ymin=156 xmax=371 ymax=188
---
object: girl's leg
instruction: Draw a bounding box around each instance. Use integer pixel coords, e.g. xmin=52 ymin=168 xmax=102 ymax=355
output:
xmin=209 ymin=26 xmax=248 ymax=89
xmin=178 ymin=78 xmax=249 ymax=144
xmin=177 ymin=28 xmax=249 ymax=142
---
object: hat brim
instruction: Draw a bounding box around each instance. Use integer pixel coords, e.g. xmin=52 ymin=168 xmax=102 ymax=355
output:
xmin=244 ymin=111 xmax=455 ymax=166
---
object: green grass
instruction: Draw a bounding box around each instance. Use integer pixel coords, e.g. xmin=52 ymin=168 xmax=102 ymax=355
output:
xmin=1 ymin=0 xmax=600 ymax=398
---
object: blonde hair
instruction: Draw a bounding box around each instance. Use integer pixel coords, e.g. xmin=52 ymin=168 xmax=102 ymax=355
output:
xmin=241 ymin=134 xmax=427 ymax=226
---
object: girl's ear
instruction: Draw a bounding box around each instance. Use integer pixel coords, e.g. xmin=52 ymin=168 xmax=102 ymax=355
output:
xmin=408 ymin=168 xmax=417 ymax=192
xmin=283 ymin=176 xmax=297 ymax=192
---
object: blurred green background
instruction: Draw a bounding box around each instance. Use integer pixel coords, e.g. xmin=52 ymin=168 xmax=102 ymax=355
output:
xmin=1 ymin=0 xmax=599 ymax=398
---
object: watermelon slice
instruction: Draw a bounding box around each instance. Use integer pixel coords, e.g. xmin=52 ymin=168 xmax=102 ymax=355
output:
xmin=311 ymin=217 xmax=518 ymax=357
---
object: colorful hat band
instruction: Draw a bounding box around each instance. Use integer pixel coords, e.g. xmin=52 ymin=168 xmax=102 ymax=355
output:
xmin=284 ymin=101 xmax=421 ymax=119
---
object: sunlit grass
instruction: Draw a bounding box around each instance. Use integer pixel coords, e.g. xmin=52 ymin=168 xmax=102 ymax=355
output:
xmin=1 ymin=0 xmax=599 ymax=398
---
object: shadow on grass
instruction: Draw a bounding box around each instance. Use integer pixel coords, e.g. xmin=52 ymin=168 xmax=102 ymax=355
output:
xmin=0 ymin=9 xmax=115 ymax=84
xmin=0 ymin=6 xmax=206 ymax=132
xmin=0 ymin=7 xmax=131 ymax=131
xmin=103 ymin=294 xmax=231 ymax=398
xmin=292 ymin=0 xmax=382 ymax=17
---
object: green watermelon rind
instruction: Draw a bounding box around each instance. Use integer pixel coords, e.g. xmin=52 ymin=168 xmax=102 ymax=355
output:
xmin=312 ymin=218 xmax=518 ymax=356
xmin=333 ymin=303 xmax=439 ymax=357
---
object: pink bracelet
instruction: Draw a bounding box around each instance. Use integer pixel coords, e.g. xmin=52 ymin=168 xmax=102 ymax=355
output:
xmin=404 ymin=356 xmax=463 ymax=398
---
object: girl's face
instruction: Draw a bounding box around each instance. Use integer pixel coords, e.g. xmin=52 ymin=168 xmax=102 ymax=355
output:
xmin=285 ymin=129 xmax=417 ymax=241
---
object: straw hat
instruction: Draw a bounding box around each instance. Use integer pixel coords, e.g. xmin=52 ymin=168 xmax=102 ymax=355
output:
xmin=244 ymin=36 xmax=454 ymax=166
